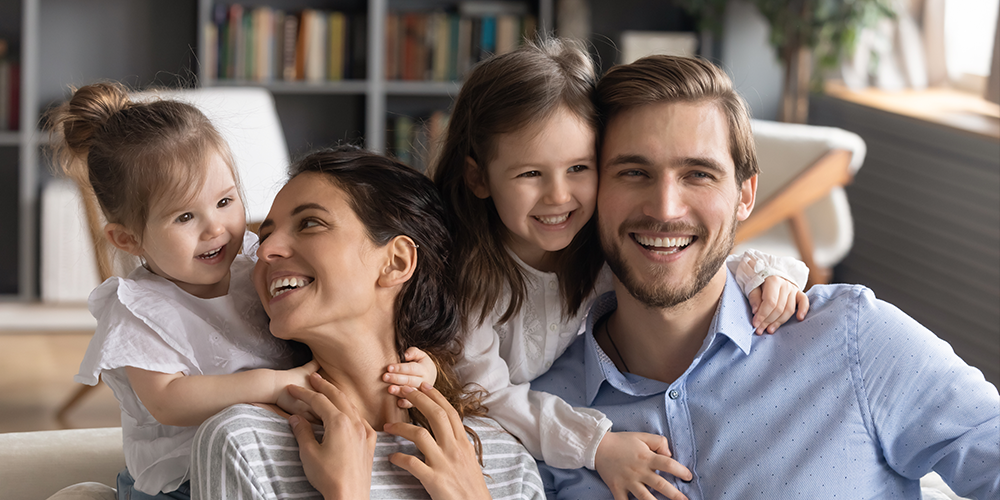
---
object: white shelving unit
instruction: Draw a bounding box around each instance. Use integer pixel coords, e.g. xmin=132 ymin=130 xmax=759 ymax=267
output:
xmin=5 ymin=0 xmax=552 ymax=300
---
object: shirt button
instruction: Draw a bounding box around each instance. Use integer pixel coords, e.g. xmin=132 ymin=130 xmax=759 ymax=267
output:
xmin=668 ymin=390 xmax=680 ymax=400
xmin=549 ymin=323 xmax=557 ymax=332
xmin=548 ymin=281 xmax=557 ymax=290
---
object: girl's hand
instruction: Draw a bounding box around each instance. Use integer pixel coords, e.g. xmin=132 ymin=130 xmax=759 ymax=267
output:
xmin=748 ymin=275 xmax=810 ymax=335
xmin=274 ymin=360 xmax=320 ymax=418
xmin=384 ymin=383 xmax=491 ymax=500
xmin=383 ymin=347 xmax=438 ymax=409
xmin=594 ymin=431 xmax=693 ymax=500
xmin=286 ymin=373 xmax=377 ymax=500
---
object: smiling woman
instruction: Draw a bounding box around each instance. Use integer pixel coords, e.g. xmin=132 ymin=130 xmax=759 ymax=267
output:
xmin=191 ymin=146 xmax=544 ymax=500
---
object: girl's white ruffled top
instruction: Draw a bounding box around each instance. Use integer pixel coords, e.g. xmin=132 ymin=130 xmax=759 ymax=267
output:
xmin=75 ymin=232 xmax=302 ymax=495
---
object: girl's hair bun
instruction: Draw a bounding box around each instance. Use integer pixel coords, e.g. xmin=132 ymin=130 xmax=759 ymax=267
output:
xmin=57 ymin=81 xmax=132 ymax=159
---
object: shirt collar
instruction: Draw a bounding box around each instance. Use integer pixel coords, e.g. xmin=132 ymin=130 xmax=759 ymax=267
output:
xmin=582 ymin=269 xmax=756 ymax=405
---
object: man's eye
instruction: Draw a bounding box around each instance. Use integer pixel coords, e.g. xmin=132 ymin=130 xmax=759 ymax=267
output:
xmin=621 ymin=169 xmax=645 ymax=177
xmin=176 ymin=213 xmax=194 ymax=223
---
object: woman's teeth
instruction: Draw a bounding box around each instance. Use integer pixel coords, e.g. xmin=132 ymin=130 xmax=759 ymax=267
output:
xmin=634 ymin=235 xmax=694 ymax=254
xmin=534 ymin=213 xmax=569 ymax=225
xmin=269 ymin=276 xmax=313 ymax=297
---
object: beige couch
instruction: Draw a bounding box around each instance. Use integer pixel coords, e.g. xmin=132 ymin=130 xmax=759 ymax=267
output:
xmin=0 ymin=427 xmax=971 ymax=500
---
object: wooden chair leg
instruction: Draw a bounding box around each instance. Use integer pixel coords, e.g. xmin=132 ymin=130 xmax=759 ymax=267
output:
xmin=56 ymin=383 xmax=98 ymax=421
xmin=787 ymin=211 xmax=832 ymax=289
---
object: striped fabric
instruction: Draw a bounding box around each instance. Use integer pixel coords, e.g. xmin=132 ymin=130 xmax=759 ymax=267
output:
xmin=191 ymin=404 xmax=544 ymax=500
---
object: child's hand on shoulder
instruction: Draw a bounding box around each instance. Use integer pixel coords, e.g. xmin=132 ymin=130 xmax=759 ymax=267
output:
xmin=748 ymin=275 xmax=810 ymax=335
xmin=595 ymin=431 xmax=692 ymax=500
xmin=383 ymin=347 xmax=438 ymax=409
xmin=274 ymin=359 xmax=320 ymax=419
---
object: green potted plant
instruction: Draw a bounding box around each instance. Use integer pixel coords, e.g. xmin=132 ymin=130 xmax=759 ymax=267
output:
xmin=677 ymin=0 xmax=895 ymax=123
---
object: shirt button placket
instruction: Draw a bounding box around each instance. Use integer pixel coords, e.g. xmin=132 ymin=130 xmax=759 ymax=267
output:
xmin=664 ymin=385 xmax=697 ymax=499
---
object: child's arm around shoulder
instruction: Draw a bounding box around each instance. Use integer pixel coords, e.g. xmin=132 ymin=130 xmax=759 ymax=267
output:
xmin=125 ymin=360 xmax=318 ymax=427
xmin=727 ymin=249 xmax=811 ymax=334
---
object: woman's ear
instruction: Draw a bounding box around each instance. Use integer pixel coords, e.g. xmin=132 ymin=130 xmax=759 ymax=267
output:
xmin=104 ymin=223 xmax=143 ymax=256
xmin=463 ymin=157 xmax=491 ymax=199
xmin=378 ymin=235 xmax=418 ymax=288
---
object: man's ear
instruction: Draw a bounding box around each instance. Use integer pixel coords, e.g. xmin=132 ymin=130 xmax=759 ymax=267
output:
xmin=104 ymin=223 xmax=143 ymax=256
xmin=464 ymin=157 xmax=490 ymax=199
xmin=736 ymin=174 xmax=757 ymax=221
xmin=378 ymin=235 xmax=418 ymax=288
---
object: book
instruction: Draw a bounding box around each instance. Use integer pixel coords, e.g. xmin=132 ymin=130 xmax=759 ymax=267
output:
xmin=495 ymin=14 xmax=518 ymax=55
xmin=282 ymin=13 xmax=299 ymax=81
xmin=480 ymin=16 xmax=496 ymax=60
xmin=348 ymin=13 xmax=367 ymax=79
xmin=304 ymin=10 xmax=327 ymax=83
xmin=385 ymin=12 xmax=400 ymax=80
xmin=328 ymin=12 xmax=346 ymax=81
xmin=228 ymin=4 xmax=243 ymax=79
xmin=431 ymin=12 xmax=450 ymax=81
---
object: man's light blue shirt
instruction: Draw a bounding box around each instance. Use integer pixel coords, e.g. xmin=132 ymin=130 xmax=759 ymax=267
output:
xmin=531 ymin=271 xmax=999 ymax=499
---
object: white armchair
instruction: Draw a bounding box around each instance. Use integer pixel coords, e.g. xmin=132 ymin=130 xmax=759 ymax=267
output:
xmin=734 ymin=119 xmax=867 ymax=287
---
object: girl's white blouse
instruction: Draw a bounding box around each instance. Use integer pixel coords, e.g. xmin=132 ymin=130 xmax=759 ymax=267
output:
xmin=453 ymin=248 xmax=808 ymax=470
xmin=75 ymin=233 xmax=302 ymax=495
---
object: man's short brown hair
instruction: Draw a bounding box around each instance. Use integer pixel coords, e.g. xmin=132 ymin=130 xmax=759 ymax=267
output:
xmin=595 ymin=55 xmax=759 ymax=184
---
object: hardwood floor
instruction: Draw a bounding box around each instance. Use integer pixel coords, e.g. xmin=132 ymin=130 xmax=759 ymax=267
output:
xmin=0 ymin=331 xmax=121 ymax=433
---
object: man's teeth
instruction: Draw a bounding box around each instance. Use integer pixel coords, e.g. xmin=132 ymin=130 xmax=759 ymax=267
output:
xmin=269 ymin=277 xmax=312 ymax=297
xmin=634 ymin=235 xmax=693 ymax=253
xmin=535 ymin=213 xmax=569 ymax=225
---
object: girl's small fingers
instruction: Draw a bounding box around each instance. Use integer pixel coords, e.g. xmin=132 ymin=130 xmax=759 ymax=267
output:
xmin=644 ymin=472 xmax=689 ymax=500
xmin=387 ymin=362 xmax=421 ymax=376
xmin=628 ymin=483 xmax=657 ymax=500
xmin=402 ymin=346 xmax=426 ymax=362
xmin=796 ymin=291 xmax=810 ymax=320
xmin=747 ymin=288 xmax=762 ymax=315
xmin=650 ymin=454 xmax=693 ymax=481
xmin=383 ymin=372 xmax=415 ymax=386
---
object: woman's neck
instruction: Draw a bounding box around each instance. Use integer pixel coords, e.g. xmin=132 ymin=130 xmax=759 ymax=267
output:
xmin=303 ymin=321 xmax=409 ymax=431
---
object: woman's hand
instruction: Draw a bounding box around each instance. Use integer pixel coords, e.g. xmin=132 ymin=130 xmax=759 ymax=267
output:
xmin=384 ymin=347 xmax=439 ymax=409
xmin=383 ymin=383 xmax=491 ymax=500
xmin=594 ymin=431 xmax=693 ymax=500
xmin=748 ymin=275 xmax=810 ymax=334
xmin=286 ymin=373 xmax=377 ymax=500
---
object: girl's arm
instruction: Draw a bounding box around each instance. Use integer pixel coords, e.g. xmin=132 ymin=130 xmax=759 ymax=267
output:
xmin=726 ymin=249 xmax=811 ymax=334
xmin=125 ymin=360 xmax=318 ymax=427
xmin=457 ymin=323 xmax=692 ymax=500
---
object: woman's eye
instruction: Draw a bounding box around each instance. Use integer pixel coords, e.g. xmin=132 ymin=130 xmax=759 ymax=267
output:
xmin=299 ymin=218 xmax=323 ymax=230
xmin=175 ymin=212 xmax=194 ymax=223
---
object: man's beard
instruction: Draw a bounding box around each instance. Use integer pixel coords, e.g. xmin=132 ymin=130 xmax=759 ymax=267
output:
xmin=600 ymin=212 xmax=737 ymax=309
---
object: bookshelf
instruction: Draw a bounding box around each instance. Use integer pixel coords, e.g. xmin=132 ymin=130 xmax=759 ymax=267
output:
xmin=197 ymin=0 xmax=551 ymax=158
xmin=4 ymin=0 xmax=551 ymax=300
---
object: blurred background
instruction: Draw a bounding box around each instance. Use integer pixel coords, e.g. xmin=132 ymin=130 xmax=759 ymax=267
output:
xmin=0 ymin=0 xmax=996 ymax=432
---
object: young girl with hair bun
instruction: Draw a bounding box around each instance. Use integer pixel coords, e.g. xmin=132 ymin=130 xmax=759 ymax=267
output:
xmin=384 ymin=38 xmax=810 ymax=500
xmin=49 ymin=82 xmax=437 ymax=499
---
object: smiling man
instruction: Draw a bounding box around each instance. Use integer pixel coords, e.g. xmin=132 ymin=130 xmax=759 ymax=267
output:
xmin=531 ymin=55 xmax=1000 ymax=499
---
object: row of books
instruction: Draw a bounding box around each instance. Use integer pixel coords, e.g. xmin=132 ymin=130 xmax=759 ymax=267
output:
xmin=205 ymin=4 xmax=367 ymax=83
xmin=385 ymin=5 xmax=537 ymax=82
xmin=204 ymin=2 xmax=536 ymax=84
xmin=0 ymin=40 xmax=20 ymax=131
xmin=387 ymin=110 xmax=450 ymax=173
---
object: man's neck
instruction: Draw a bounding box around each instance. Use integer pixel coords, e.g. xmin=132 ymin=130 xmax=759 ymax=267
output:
xmin=602 ymin=267 xmax=728 ymax=384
